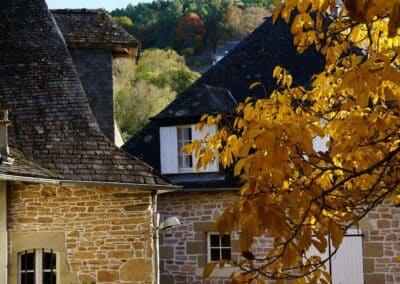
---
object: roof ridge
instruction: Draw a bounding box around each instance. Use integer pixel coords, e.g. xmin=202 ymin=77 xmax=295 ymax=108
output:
xmin=51 ymin=8 xmax=139 ymax=49
xmin=50 ymin=8 xmax=104 ymax=14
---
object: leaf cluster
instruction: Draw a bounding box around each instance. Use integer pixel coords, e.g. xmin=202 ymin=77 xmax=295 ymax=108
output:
xmin=184 ymin=0 xmax=400 ymax=282
xmin=112 ymin=16 xmax=133 ymax=29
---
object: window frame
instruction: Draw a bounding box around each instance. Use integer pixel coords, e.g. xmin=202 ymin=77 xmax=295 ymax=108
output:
xmin=18 ymin=249 xmax=58 ymax=284
xmin=207 ymin=232 xmax=232 ymax=263
xmin=160 ymin=124 xmax=219 ymax=174
xmin=177 ymin=125 xmax=194 ymax=173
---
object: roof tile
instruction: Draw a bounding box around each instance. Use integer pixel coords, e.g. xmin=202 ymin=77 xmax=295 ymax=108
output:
xmin=0 ymin=0 xmax=171 ymax=187
xmin=123 ymin=16 xmax=325 ymax=188
xmin=51 ymin=9 xmax=139 ymax=49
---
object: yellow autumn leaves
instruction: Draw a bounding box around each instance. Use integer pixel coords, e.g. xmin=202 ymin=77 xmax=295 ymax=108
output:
xmin=275 ymin=0 xmax=400 ymax=37
xmin=183 ymin=0 xmax=400 ymax=283
xmin=344 ymin=0 xmax=400 ymax=36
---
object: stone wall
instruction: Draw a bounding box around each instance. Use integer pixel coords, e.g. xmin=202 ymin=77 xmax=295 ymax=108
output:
xmin=362 ymin=200 xmax=400 ymax=284
xmin=158 ymin=191 xmax=246 ymax=284
xmin=158 ymin=190 xmax=400 ymax=284
xmin=7 ymin=182 xmax=154 ymax=283
xmin=69 ymin=48 xmax=115 ymax=142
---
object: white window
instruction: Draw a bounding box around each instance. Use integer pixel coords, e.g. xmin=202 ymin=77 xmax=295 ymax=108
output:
xmin=177 ymin=126 xmax=193 ymax=172
xmin=208 ymin=233 xmax=231 ymax=262
xmin=305 ymin=228 xmax=364 ymax=284
xmin=18 ymin=249 xmax=57 ymax=284
xmin=160 ymin=124 xmax=219 ymax=174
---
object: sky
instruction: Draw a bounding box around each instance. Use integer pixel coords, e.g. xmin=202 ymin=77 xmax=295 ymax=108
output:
xmin=46 ymin=0 xmax=153 ymax=11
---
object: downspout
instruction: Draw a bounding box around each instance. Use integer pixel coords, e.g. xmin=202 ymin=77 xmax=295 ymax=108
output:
xmin=151 ymin=189 xmax=181 ymax=284
xmin=0 ymin=180 xmax=7 ymax=284
xmin=0 ymin=109 xmax=10 ymax=283
xmin=151 ymin=191 xmax=160 ymax=284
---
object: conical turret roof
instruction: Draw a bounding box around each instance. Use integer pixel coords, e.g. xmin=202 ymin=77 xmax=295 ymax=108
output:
xmin=0 ymin=0 xmax=170 ymax=186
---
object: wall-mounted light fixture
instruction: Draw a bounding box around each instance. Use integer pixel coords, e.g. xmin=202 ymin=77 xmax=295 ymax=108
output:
xmin=158 ymin=216 xmax=181 ymax=231
xmin=153 ymin=212 xmax=181 ymax=284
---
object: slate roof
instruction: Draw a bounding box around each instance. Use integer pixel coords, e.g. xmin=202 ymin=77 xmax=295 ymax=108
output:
xmin=157 ymin=16 xmax=325 ymax=118
xmin=0 ymin=0 xmax=171 ymax=187
xmin=0 ymin=147 xmax=59 ymax=180
xmin=160 ymin=85 xmax=237 ymax=119
xmin=213 ymin=41 xmax=240 ymax=63
xmin=123 ymin=16 xmax=325 ymax=187
xmin=51 ymin=9 xmax=139 ymax=50
xmin=215 ymin=41 xmax=240 ymax=56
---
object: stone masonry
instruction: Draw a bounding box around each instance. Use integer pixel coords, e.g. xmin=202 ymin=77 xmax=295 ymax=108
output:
xmin=69 ymin=49 xmax=115 ymax=142
xmin=158 ymin=191 xmax=270 ymax=284
xmin=362 ymin=200 xmax=400 ymax=284
xmin=159 ymin=191 xmax=400 ymax=284
xmin=7 ymin=182 xmax=154 ymax=283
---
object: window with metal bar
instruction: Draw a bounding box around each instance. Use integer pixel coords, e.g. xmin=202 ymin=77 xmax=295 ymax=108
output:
xmin=18 ymin=249 xmax=57 ymax=284
xmin=20 ymin=250 xmax=35 ymax=284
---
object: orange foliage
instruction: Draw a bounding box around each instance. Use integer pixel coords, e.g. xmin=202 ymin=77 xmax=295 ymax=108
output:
xmin=176 ymin=12 xmax=206 ymax=41
xmin=184 ymin=0 xmax=400 ymax=282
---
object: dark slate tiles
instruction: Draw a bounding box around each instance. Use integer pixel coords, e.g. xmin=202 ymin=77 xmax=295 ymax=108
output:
xmin=0 ymin=0 xmax=170 ymax=186
xmin=123 ymin=15 xmax=326 ymax=188
xmin=0 ymin=147 xmax=60 ymax=179
xmin=156 ymin=16 xmax=325 ymax=119
xmin=51 ymin=9 xmax=139 ymax=49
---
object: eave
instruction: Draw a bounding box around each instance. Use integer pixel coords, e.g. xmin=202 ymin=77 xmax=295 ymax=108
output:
xmin=112 ymin=47 xmax=139 ymax=58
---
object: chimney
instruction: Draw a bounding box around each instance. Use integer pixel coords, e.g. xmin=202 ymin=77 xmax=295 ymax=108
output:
xmin=0 ymin=109 xmax=10 ymax=158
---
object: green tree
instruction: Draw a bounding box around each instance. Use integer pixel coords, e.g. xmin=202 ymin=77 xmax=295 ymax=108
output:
xmin=110 ymin=0 xmax=274 ymax=53
xmin=222 ymin=5 xmax=269 ymax=40
xmin=237 ymin=7 xmax=270 ymax=36
xmin=113 ymin=49 xmax=199 ymax=138
xmin=112 ymin=16 xmax=133 ymax=29
xmin=241 ymin=0 xmax=274 ymax=9
xmin=115 ymin=80 xmax=175 ymax=139
xmin=111 ymin=1 xmax=183 ymax=49
xmin=136 ymin=49 xmax=199 ymax=93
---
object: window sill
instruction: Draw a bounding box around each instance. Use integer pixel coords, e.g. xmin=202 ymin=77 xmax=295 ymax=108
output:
xmin=178 ymin=168 xmax=194 ymax=173
xmin=195 ymin=266 xmax=235 ymax=278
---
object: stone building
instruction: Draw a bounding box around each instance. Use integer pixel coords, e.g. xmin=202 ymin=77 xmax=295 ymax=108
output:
xmin=0 ymin=0 xmax=175 ymax=283
xmin=124 ymin=15 xmax=400 ymax=284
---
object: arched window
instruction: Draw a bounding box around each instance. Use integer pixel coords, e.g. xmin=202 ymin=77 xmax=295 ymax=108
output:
xmin=18 ymin=249 xmax=57 ymax=284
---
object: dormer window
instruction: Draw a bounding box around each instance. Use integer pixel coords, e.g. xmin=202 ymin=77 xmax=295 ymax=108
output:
xmin=160 ymin=124 xmax=219 ymax=174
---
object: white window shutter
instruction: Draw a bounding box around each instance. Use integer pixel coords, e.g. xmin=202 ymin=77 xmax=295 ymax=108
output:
xmin=331 ymin=229 xmax=364 ymax=284
xmin=304 ymin=238 xmax=331 ymax=275
xmin=192 ymin=124 xmax=219 ymax=173
xmin=305 ymin=229 xmax=364 ymax=284
xmin=160 ymin=126 xmax=178 ymax=174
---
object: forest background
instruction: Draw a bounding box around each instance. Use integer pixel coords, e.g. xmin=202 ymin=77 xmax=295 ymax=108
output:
xmin=110 ymin=0 xmax=273 ymax=139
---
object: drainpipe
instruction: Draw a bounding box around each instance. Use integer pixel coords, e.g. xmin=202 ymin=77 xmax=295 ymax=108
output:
xmin=0 ymin=109 xmax=10 ymax=159
xmin=0 ymin=109 xmax=10 ymax=283
xmin=151 ymin=191 xmax=181 ymax=284
xmin=151 ymin=191 xmax=160 ymax=284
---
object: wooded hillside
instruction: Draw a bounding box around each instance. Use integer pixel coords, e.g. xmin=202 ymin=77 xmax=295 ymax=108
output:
xmin=111 ymin=0 xmax=272 ymax=53
xmin=111 ymin=1 xmax=272 ymax=139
